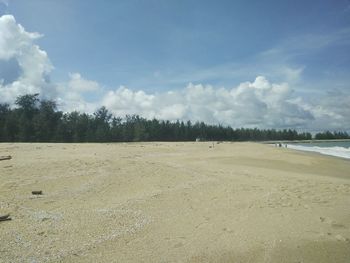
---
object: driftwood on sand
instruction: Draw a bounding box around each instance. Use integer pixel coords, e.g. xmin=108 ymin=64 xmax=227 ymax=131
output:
xmin=0 ymin=156 xmax=12 ymax=161
xmin=0 ymin=214 xmax=11 ymax=222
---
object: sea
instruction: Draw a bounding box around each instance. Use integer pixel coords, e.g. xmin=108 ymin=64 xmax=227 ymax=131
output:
xmin=286 ymin=141 xmax=350 ymax=160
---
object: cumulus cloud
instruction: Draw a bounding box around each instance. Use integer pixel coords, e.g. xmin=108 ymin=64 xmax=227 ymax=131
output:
xmin=55 ymin=73 xmax=101 ymax=113
xmin=0 ymin=14 xmax=54 ymax=103
xmin=68 ymin=73 xmax=100 ymax=92
xmin=101 ymin=76 xmax=318 ymax=129
xmin=0 ymin=14 xmax=349 ymax=131
xmin=100 ymin=77 xmax=350 ymax=130
xmin=299 ymin=90 xmax=350 ymax=131
xmin=103 ymin=87 xmax=156 ymax=118
xmin=0 ymin=15 xmax=98 ymax=113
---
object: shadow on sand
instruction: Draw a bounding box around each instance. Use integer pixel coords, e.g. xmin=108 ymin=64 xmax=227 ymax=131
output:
xmin=188 ymin=239 xmax=350 ymax=263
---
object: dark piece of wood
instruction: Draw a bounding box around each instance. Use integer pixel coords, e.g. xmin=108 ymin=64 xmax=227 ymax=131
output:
xmin=0 ymin=156 xmax=12 ymax=161
xmin=0 ymin=214 xmax=11 ymax=221
xmin=32 ymin=190 xmax=43 ymax=195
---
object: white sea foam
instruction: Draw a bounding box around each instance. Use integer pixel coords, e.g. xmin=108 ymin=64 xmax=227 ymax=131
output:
xmin=287 ymin=144 xmax=350 ymax=159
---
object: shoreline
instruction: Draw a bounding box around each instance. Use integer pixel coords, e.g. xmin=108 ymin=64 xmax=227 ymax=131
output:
xmin=286 ymin=142 xmax=349 ymax=161
xmin=259 ymin=140 xmax=350 ymax=160
xmin=261 ymin=138 xmax=350 ymax=144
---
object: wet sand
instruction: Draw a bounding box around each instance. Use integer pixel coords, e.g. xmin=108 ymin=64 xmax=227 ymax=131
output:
xmin=1 ymin=142 xmax=350 ymax=262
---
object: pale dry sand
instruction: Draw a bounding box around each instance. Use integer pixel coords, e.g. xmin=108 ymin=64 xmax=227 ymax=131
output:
xmin=0 ymin=142 xmax=350 ymax=263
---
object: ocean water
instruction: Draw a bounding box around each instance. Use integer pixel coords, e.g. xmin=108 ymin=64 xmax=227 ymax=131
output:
xmin=286 ymin=141 xmax=350 ymax=159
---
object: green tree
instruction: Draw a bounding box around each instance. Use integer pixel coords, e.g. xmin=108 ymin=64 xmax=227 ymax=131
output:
xmin=34 ymin=100 xmax=62 ymax=141
xmin=93 ymin=106 xmax=112 ymax=142
xmin=15 ymin=93 xmax=40 ymax=141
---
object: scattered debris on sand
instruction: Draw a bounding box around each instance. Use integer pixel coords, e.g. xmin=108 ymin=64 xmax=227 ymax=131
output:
xmin=0 ymin=155 xmax=12 ymax=161
xmin=0 ymin=214 xmax=11 ymax=222
xmin=32 ymin=190 xmax=43 ymax=195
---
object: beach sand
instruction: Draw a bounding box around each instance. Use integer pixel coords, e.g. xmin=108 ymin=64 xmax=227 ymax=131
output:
xmin=0 ymin=142 xmax=350 ymax=262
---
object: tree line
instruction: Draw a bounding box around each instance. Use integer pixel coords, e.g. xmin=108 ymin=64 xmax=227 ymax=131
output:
xmin=314 ymin=131 xmax=349 ymax=140
xmin=0 ymin=94 xmax=348 ymax=142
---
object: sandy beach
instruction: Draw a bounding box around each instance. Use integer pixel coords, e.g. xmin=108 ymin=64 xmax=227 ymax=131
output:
xmin=1 ymin=142 xmax=350 ymax=262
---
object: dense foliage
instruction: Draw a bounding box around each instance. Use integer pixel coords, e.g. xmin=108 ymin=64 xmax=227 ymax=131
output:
xmin=0 ymin=94 xmax=348 ymax=142
xmin=314 ymin=131 xmax=350 ymax=140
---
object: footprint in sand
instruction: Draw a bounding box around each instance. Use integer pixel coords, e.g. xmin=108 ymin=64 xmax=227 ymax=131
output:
xmin=222 ymin=227 xmax=234 ymax=233
xmin=319 ymin=217 xmax=346 ymax=229
xmin=173 ymin=242 xmax=184 ymax=248
xmin=331 ymin=222 xmax=346 ymax=229
xmin=335 ymin=234 xmax=350 ymax=242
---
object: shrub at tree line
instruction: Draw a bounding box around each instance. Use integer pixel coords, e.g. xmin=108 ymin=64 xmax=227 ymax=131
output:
xmin=0 ymin=94 xmax=348 ymax=142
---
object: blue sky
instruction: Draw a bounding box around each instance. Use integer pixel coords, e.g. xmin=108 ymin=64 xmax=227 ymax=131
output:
xmin=0 ymin=0 xmax=350 ymax=130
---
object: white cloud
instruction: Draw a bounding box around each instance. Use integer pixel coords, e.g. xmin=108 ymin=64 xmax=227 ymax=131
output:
xmin=0 ymin=15 xmax=98 ymax=113
xmin=0 ymin=14 xmax=54 ymax=103
xmin=103 ymin=87 xmax=156 ymax=118
xmin=68 ymin=73 xmax=100 ymax=92
xmin=55 ymin=73 xmax=101 ymax=113
xmin=102 ymin=76 xmax=318 ymax=129
xmin=302 ymin=90 xmax=350 ymax=131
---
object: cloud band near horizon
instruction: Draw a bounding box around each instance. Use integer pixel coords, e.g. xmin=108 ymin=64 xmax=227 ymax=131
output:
xmin=0 ymin=14 xmax=349 ymax=131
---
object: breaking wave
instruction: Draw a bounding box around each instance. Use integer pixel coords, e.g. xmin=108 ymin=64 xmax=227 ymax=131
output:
xmin=287 ymin=144 xmax=350 ymax=159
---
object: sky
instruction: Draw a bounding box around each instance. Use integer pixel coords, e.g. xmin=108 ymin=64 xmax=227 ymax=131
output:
xmin=0 ymin=0 xmax=350 ymax=131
